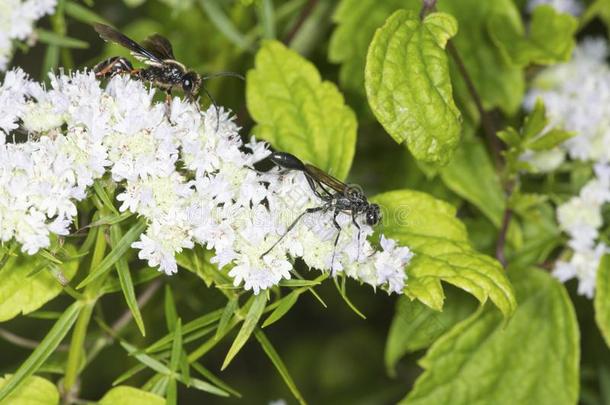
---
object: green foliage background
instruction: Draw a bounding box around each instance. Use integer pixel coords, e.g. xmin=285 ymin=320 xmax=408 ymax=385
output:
xmin=3 ymin=0 xmax=610 ymax=404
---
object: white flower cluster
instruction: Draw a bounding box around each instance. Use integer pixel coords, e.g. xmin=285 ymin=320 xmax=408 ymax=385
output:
xmin=554 ymin=164 xmax=610 ymax=298
xmin=0 ymin=0 xmax=57 ymax=71
xmin=525 ymin=38 xmax=610 ymax=166
xmin=527 ymin=0 xmax=583 ymax=15
xmin=0 ymin=69 xmax=413 ymax=294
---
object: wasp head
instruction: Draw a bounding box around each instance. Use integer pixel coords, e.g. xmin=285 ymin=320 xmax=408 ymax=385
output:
xmin=182 ymin=71 xmax=201 ymax=99
xmin=365 ymin=204 xmax=381 ymax=226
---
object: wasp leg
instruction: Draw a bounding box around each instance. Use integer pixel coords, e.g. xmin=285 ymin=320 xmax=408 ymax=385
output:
xmin=331 ymin=208 xmax=343 ymax=272
xmin=93 ymin=56 xmax=134 ymax=78
xmin=260 ymin=206 xmax=326 ymax=258
xmin=351 ymin=210 xmax=362 ymax=261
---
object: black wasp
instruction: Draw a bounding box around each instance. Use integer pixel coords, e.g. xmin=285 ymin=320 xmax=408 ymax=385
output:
xmin=261 ymin=152 xmax=381 ymax=267
xmin=92 ymin=23 xmax=243 ymax=127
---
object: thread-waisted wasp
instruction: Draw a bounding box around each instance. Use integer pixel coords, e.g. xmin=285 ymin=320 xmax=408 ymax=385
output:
xmin=92 ymin=23 xmax=243 ymax=128
xmin=260 ymin=151 xmax=381 ymax=268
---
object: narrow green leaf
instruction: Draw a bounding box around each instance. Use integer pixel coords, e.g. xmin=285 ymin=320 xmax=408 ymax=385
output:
xmin=112 ymin=363 xmax=147 ymax=386
xmin=88 ymin=211 xmax=133 ymax=229
xmin=121 ymin=342 xmax=172 ymax=375
xmin=221 ymin=294 xmax=267 ymax=370
xmin=64 ymin=1 xmax=110 ymax=25
xmin=372 ymin=190 xmax=516 ymax=317
xmin=246 ymin=40 xmax=357 ymax=180
xmin=170 ymin=319 xmax=182 ymax=373
xmin=216 ymin=297 xmax=238 ymax=339
xmin=489 ymin=5 xmax=577 ymax=66
xmin=0 ymin=375 xmax=59 ymax=405
xmin=146 ymin=309 xmax=223 ymax=353
xmin=191 ymin=363 xmax=241 ymax=397
xmin=110 ymin=225 xmax=145 ymax=336
xmin=77 ymin=218 xmax=147 ymax=288
xmin=186 ymin=377 xmax=229 ymax=397
xmin=0 ymin=301 xmax=83 ymax=401
xmin=99 ymin=386 xmax=164 ymax=405
xmin=385 ymin=289 xmax=477 ymax=376
xmin=166 ymin=379 xmax=177 ymax=405
xmin=278 ymin=279 xmax=322 ymax=287
xmin=334 ymin=277 xmax=365 ymax=319
xmin=0 ymin=245 xmax=79 ymax=322
xmin=254 ymin=329 xmax=306 ymax=405
xmin=198 ymin=0 xmax=252 ymax=51
xmin=400 ymin=267 xmax=579 ymax=405
xmin=595 ymin=255 xmax=610 ymax=347
xmin=42 ymin=45 xmax=59 ymax=79
xmin=262 ymin=291 xmax=299 ymax=328
xmin=36 ymin=29 xmax=88 ymax=49
xmin=365 ymin=10 xmax=462 ymax=165
xmin=257 ymin=0 xmax=276 ymax=39
xmin=526 ymin=129 xmax=576 ymax=151
xmin=164 ymin=286 xmax=178 ymax=333
xmin=93 ymin=181 xmax=120 ymax=216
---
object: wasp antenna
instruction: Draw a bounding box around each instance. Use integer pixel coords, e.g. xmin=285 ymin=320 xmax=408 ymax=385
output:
xmin=201 ymin=71 xmax=245 ymax=81
xmin=200 ymin=84 xmax=221 ymax=132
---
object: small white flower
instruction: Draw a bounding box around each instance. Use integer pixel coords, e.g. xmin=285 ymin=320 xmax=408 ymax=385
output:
xmin=0 ymin=0 xmax=57 ymax=71
xmin=0 ymin=70 xmax=414 ymax=295
xmin=525 ymin=38 xmax=610 ymax=163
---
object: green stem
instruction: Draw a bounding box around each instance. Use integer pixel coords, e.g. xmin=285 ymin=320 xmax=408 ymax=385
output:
xmin=63 ymin=224 xmax=107 ymax=395
xmin=63 ymin=302 xmax=94 ymax=392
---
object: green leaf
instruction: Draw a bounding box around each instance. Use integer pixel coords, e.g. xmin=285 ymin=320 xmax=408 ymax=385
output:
xmin=246 ymin=40 xmax=357 ymax=180
xmin=254 ymin=329 xmax=307 ymax=405
xmin=328 ymin=0 xmax=420 ymax=113
xmin=221 ymin=293 xmax=267 ymax=370
xmin=0 ymin=375 xmax=59 ymax=405
xmin=0 ymin=245 xmax=79 ymax=322
xmin=582 ymin=0 xmax=610 ymax=35
xmin=437 ymin=0 xmax=524 ymax=115
xmin=164 ymin=286 xmax=178 ymax=333
xmin=93 ymin=181 xmax=120 ymax=216
xmin=216 ymin=297 xmax=238 ymax=339
xmin=256 ymin=0 xmax=276 ymax=39
xmin=595 ymin=255 xmax=610 ymax=347
xmin=167 ymin=318 xmax=182 ymax=405
xmin=371 ymin=190 xmax=516 ymax=316
xmin=522 ymin=99 xmax=548 ymax=140
xmin=365 ymin=10 xmax=462 ymax=165
xmin=400 ymin=267 xmax=579 ymax=405
xmin=35 ymin=29 xmax=89 ymax=49
xmin=64 ymin=1 xmax=110 ymax=25
xmin=489 ymin=5 xmax=577 ymax=66
xmin=385 ymin=288 xmax=477 ymax=376
xmin=191 ymin=363 xmax=241 ymax=398
xmin=77 ymin=218 xmax=147 ymax=288
xmin=440 ymin=139 xmax=505 ymax=227
xmin=262 ymin=291 xmax=299 ymax=328
xmin=99 ymin=386 xmax=165 ymax=405
xmin=110 ymin=225 xmax=146 ymax=336
xmin=0 ymin=301 xmax=83 ymax=401
xmin=525 ymin=129 xmax=576 ymax=152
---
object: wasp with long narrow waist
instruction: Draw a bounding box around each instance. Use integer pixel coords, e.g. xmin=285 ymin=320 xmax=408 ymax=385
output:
xmin=92 ymin=23 xmax=243 ymax=126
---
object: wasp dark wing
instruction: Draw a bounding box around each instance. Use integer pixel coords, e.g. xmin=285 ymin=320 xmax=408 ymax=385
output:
xmin=142 ymin=34 xmax=175 ymax=60
xmin=304 ymin=164 xmax=347 ymax=194
xmin=94 ymin=23 xmax=163 ymax=65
